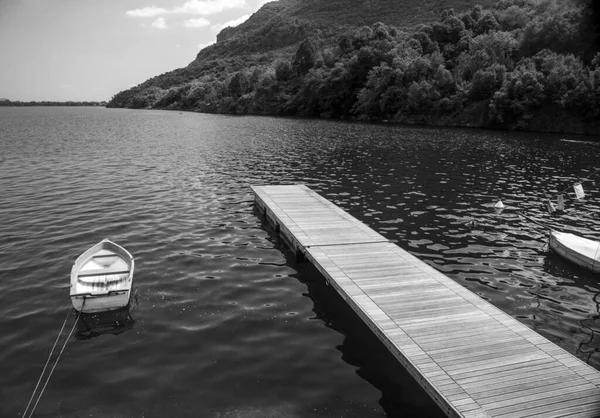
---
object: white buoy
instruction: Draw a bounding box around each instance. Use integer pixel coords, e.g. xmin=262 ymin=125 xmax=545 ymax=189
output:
xmin=574 ymin=183 xmax=585 ymax=199
xmin=557 ymin=194 xmax=565 ymax=211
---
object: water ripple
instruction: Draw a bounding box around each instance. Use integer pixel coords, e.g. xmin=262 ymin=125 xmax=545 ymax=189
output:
xmin=1 ymin=108 xmax=599 ymax=417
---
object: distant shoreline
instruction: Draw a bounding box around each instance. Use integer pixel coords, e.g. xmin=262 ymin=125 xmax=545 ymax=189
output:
xmin=137 ymin=106 xmax=600 ymax=139
xmin=0 ymin=101 xmax=106 ymax=107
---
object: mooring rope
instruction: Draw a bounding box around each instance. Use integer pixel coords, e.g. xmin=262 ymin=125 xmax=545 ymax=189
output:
xmin=579 ymin=167 xmax=600 ymax=183
xmin=27 ymin=309 xmax=81 ymax=418
xmin=593 ymin=243 xmax=600 ymax=273
xmin=23 ymin=299 xmax=84 ymax=418
xmin=557 ymin=167 xmax=600 ymax=194
xmin=22 ymin=308 xmax=72 ymax=417
xmin=515 ymin=210 xmax=552 ymax=230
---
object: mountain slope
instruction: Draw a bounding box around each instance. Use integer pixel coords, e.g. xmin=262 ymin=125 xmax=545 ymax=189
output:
xmin=107 ymin=0 xmax=600 ymax=134
xmin=110 ymin=0 xmax=496 ymax=104
xmin=194 ymin=0 xmax=496 ymax=61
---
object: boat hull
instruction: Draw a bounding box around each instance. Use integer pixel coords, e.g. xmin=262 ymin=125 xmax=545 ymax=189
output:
xmin=549 ymin=230 xmax=600 ymax=274
xmin=70 ymin=239 xmax=135 ymax=313
xmin=71 ymin=290 xmax=131 ymax=313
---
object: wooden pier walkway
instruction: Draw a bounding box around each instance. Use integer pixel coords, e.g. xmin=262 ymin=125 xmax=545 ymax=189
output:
xmin=252 ymin=184 xmax=600 ymax=418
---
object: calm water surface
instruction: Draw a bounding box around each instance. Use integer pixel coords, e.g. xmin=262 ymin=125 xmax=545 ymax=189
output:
xmin=1 ymin=107 xmax=600 ymax=417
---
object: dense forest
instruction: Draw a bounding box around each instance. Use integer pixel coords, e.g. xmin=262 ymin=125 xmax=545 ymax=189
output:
xmin=108 ymin=0 xmax=600 ymax=134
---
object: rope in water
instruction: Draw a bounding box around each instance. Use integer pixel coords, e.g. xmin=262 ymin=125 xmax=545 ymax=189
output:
xmin=593 ymin=243 xmax=600 ymax=273
xmin=27 ymin=309 xmax=82 ymax=418
xmin=515 ymin=210 xmax=551 ymax=230
xmin=23 ymin=299 xmax=84 ymax=418
xmin=21 ymin=308 xmax=71 ymax=417
xmin=577 ymin=167 xmax=600 ymax=183
xmin=554 ymin=167 xmax=600 ymax=197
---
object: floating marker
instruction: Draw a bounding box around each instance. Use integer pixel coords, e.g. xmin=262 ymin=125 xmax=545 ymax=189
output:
xmin=546 ymin=199 xmax=556 ymax=214
xmin=574 ymin=183 xmax=585 ymax=199
xmin=557 ymin=194 xmax=565 ymax=211
xmin=494 ymin=200 xmax=504 ymax=214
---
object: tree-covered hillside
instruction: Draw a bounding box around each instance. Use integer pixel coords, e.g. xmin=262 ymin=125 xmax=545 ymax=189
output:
xmin=197 ymin=0 xmax=498 ymax=60
xmin=108 ymin=0 xmax=600 ymax=134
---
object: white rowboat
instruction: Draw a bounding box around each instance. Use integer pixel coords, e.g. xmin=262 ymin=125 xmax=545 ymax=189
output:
xmin=549 ymin=230 xmax=600 ymax=274
xmin=70 ymin=239 xmax=135 ymax=313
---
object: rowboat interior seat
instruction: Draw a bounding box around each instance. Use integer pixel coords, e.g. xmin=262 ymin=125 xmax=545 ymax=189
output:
xmin=75 ymin=249 xmax=131 ymax=290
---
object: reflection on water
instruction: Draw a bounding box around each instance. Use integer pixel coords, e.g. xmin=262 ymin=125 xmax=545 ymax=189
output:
xmin=75 ymin=297 xmax=137 ymax=340
xmin=0 ymin=107 xmax=599 ymax=417
xmin=295 ymin=260 xmax=446 ymax=418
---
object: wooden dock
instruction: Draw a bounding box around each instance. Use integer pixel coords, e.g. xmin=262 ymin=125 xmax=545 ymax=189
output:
xmin=252 ymin=184 xmax=600 ymax=418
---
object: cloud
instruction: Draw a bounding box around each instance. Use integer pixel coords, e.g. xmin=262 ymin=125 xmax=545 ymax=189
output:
xmin=210 ymin=14 xmax=249 ymax=32
xmin=127 ymin=0 xmax=247 ymax=18
xmin=175 ymin=0 xmax=246 ymax=15
xmin=126 ymin=6 xmax=168 ymax=17
xmin=183 ymin=17 xmax=211 ymax=28
xmin=255 ymin=0 xmax=273 ymax=7
xmin=151 ymin=17 xmax=168 ymax=29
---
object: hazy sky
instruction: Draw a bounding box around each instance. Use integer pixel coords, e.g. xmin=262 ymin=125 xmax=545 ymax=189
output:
xmin=0 ymin=0 xmax=272 ymax=101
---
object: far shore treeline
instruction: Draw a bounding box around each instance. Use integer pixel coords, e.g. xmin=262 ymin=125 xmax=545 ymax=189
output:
xmin=0 ymin=100 xmax=107 ymax=107
xmin=108 ymin=0 xmax=600 ymax=134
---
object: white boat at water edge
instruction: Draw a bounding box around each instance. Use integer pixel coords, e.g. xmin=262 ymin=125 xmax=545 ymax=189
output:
xmin=70 ymin=239 xmax=135 ymax=313
xmin=549 ymin=230 xmax=600 ymax=274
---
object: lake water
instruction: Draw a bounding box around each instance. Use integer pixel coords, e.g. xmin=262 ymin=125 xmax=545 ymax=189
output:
xmin=1 ymin=107 xmax=599 ymax=418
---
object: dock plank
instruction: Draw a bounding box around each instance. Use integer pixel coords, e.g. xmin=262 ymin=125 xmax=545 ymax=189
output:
xmin=252 ymin=185 xmax=600 ymax=418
